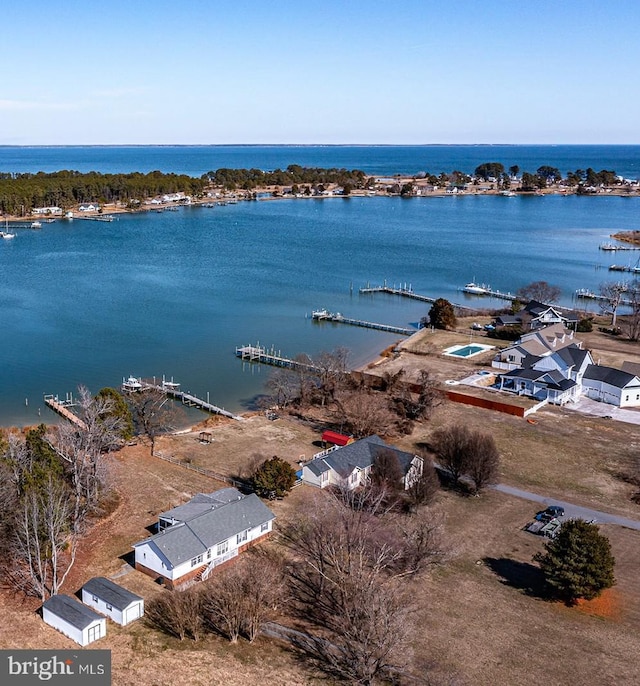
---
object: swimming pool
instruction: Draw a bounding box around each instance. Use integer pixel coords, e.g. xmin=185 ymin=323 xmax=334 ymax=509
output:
xmin=443 ymin=343 xmax=494 ymax=358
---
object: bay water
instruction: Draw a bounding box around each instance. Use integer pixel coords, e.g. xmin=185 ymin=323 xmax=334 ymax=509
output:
xmin=1 ymin=146 xmax=640 ymax=427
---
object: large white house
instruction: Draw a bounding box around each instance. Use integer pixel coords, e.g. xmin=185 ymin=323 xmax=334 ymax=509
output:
xmin=493 ymin=325 xmax=640 ymax=408
xmin=302 ymin=435 xmax=423 ymax=491
xmin=133 ymin=488 xmax=275 ymax=589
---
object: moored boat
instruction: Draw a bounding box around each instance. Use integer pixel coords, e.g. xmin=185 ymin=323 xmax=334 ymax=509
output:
xmin=463 ymin=281 xmax=490 ymax=295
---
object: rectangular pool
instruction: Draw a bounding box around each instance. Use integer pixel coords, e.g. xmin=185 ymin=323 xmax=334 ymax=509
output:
xmin=443 ymin=343 xmax=494 ymax=358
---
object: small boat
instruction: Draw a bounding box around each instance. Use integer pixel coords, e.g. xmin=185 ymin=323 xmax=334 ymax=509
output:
xmin=463 ymin=282 xmax=489 ymax=295
xmin=0 ymin=231 xmax=15 ymax=239
xmin=30 ymin=221 xmax=42 ymax=229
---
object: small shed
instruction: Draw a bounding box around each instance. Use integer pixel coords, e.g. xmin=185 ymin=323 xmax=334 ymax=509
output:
xmin=321 ymin=430 xmax=354 ymax=447
xmin=82 ymin=577 xmax=145 ymax=625
xmin=42 ymin=594 xmax=106 ymax=646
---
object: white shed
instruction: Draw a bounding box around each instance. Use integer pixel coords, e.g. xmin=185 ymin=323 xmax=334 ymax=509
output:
xmin=82 ymin=577 xmax=144 ymax=625
xmin=42 ymin=594 xmax=106 ymax=646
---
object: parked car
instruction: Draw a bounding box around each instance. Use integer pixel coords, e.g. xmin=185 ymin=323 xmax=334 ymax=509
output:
xmin=535 ymin=505 xmax=565 ymax=521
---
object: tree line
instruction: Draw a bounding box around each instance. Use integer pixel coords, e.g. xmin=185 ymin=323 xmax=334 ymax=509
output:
xmin=0 ymin=170 xmax=208 ymax=215
xmin=205 ymin=164 xmax=367 ymax=191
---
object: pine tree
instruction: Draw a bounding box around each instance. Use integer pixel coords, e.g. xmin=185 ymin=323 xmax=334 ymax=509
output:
xmin=428 ymin=298 xmax=457 ymax=330
xmin=251 ymin=456 xmax=297 ymax=498
xmin=534 ymin=519 xmax=615 ymax=604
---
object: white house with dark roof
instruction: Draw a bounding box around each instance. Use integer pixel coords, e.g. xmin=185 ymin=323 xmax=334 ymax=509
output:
xmin=82 ymin=577 xmax=144 ymax=625
xmin=133 ymin=488 xmax=275 ymax=589
xmin=493 ymin=324 xmax=639 ymax=408
xmin=582 ymin=365 xmax=640 ymax=408
xmin=302 ymin=435 xmax=423 ymax=491
xmin=42 ymin=594 xmax=106 ymax=646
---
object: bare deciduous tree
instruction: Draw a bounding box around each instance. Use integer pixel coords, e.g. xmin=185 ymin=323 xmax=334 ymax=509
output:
xmin=128 ymin=388 xmax=182 ymax=455
xmin=12 ymin=476 xmax=76 ymax=600
xmin=281 ymin=494 xmax=445 ymax=683
xmin=516 ymin=280 xmax=561 ymax=304
xmin=265 ymin=368 xmax=300 ymax=408
xmin=431 ymin=425 xmax=473 ymax=485
xmin=203 ymin=554 xmax=284 ymax=643
xmin=146 ymin=587 xmax=203 ymax=641
xmin=599 ymin=281 xmax=627 ymax=327
xmin=467 ymin=432 xmax=500 ymax=494
xmin=334 ymin=388 xmax=396 ymax=438
xmin=406 ymin=456 xmax=440 ymax=510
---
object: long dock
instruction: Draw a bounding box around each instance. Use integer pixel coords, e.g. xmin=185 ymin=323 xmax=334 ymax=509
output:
xmin=43 ymin=394 xmax=88 ymax=430
xmin=359 ymin=283 xmax=436 ymax=303
xmin=75 ymin=215 xmax=116 ymax=222
xmin=574 ymin=288 xmax=635 ymax=307
xmin=460 ymin=286 xmax=516 ymax=301
xmin=609 ymin=264 xmax=640 ymax=274
xmin=311 ymin=309 xmax=414 ymax=335
xmin=122 ymin=377 xmax=243 ymax=421
xmin=235 ymin=345 xmax=319 ymax=371
xmin=358 ymin=282 xmax=474 ymax=311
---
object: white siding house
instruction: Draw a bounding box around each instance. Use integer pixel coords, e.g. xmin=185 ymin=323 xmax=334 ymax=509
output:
xmin=81 ymin=577 xmax=144 ymax=626
xmin=582 ymin=365 xmax=640 ymax=408
xmin=302 ymin=435 xmax=423 ymax=491
xmin=42 ymin=595 xmax=106 ymax=646
xmin=133 ymin=488 xmax=275 ymax=589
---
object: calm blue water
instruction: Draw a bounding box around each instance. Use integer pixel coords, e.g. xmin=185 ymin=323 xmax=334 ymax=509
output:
xmin=1 ymin=144 xmax=640 ymax=179
xmin=2 ymin=145 xmax=640 ymax=427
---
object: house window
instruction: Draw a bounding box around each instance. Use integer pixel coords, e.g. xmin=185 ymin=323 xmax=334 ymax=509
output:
xmin=237 ymin=530 xmax=248 ymax=545
xmin=321 ymin=471 xmax=328 ymax=482
xmin=508 ymin=354 xmax=515 ymax=362
xmin=92 ymin=595 xmax=98 ymax=603
xmin=191 ymin=554 xmax=203 ymax=567
xmin=207 ymin=549 xmax=212 ymax=559
xmin=350 ymin=471 xmax=358 ymax=484
xmin=261 ymin=522 xmax=269 ymax=532
xmin=106 ymin=603 xmax=112 ymax=612
xmin=216 ymin=540 xmax=229 ymax=556
xmin=625 ymin=395 xmax=629 ymax=401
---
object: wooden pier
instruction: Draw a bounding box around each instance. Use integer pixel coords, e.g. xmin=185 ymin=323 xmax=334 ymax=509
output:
xmin=609 ymin=264 xmax=640 ymax=274
xmin=358 ymin=281 xmax=474 ymax=311
xmin=575 ymin=288 xmax=635 ymax=307
xmin=43 ymin=394 xmax=88 ymax=430
xmin=359 ymin=283 xmax=435 ymax=303
xmin=600 ymin=243 xmax=640 ymax=251
xmin=235 ymin=345 xmax=319 ymax=371
xmin=75 ymin=215 xmax=116 ymax=222
xmin=311 ymin=309 xmax=414 ymax=335
xmin=122 ymin=377 xmax=243 ymax=421
xmin=460 ymin=286 xmax=516 ymax=301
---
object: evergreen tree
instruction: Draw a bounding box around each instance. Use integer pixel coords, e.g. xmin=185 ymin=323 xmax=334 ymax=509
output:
xmin=534 ymin=520 xmax=615 ymax=604
xmin=251 ymin=456 xmax=297 ymax=498
xmin=428 ymin=298 xmax=457 ymax=330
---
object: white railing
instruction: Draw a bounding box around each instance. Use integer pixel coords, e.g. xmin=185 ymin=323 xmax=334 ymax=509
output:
xmin=201 ymin=548 xmax=239 ymax=581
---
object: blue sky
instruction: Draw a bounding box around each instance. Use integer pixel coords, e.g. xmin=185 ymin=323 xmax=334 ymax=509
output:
xmin=2 ymin=1 xmax=638 ymax=145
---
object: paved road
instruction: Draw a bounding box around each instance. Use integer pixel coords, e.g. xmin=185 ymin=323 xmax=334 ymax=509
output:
xmin=493 ymin=483 xmax=640 ymax=531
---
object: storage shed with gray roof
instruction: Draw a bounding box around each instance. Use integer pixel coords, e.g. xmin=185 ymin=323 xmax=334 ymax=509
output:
xmin=42 ymin=594 xmax=106 ymax=646
xmin=82 ymin=577 xmax=144 ymax=625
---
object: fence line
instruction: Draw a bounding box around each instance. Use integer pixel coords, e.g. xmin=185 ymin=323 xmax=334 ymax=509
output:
xmin=152 ymin=450 xmax=249 ymax=490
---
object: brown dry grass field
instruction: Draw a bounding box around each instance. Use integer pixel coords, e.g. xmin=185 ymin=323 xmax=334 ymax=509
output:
xmin=1 ymin=318 xmax=639 ymax=684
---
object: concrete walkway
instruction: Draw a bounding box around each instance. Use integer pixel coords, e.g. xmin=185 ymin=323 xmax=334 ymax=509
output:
xmin=564 ymin=397 xmax=640 ymax=425
xmin=493 ymin=483 xmax=640 ymax=531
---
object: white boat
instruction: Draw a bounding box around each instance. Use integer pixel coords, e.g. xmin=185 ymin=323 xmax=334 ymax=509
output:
xmin=121 ymin=376 xmax=143 ymax=392
xmin=463 ymin=282 xmax=490 ymax=295
xmin=30 ymin=221 xmax=42 ymax=229
xmin=0 ymin=231 xmax=15 ymax=239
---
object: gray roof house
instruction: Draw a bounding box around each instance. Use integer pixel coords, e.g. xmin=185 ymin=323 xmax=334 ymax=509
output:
xmin=302 ymin=435 xmax=423 ymax=491
xmin=133 ymin=488 xmax=275 ymax=589
xmin=42 ymin=594 xmax=106 ymax=646
xmin=493 ymin=323 xmax=639 ymax=408
xmin=82 ymin=577 xmax=144 ymax=625
xmin=582 ymin=364 xmax=640 ymax=408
